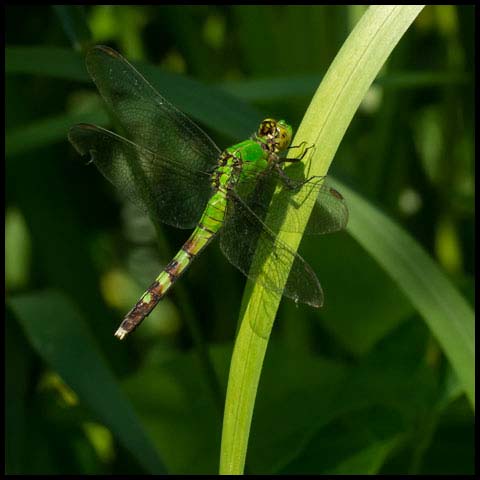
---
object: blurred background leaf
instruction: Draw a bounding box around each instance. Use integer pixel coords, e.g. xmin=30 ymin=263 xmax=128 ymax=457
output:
xmin=5 ymin=4 xmax=474 ymax=475
xmin=52 ymin=6 xmax=92 ymax=52
xmin=8 ymin=291 xmax=167 ymax=474
xmin=334 ymin=178 xmax=474 ymax=407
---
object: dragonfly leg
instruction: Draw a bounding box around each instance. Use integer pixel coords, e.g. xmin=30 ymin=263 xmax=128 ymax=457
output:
xmin=274 ymin=163 xmax=301 ymax=190
xmin=274 ymin=163 xmax=324 ymax=190
xmin=282 ymin=141 xmax=315 ymax=163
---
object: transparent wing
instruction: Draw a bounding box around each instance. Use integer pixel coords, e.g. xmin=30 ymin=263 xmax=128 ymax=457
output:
xmin=306 ymin=184 xmax=349 ymax=234
xmin=233 ymin=171 xmax=348 ymax=235
xmin=68 ymin=124 xmax=212 ymax=229
xmin=220 ymin=192 xmax=323 ymax=310
xmin=85 ymin=45 xmax=221 ymax=173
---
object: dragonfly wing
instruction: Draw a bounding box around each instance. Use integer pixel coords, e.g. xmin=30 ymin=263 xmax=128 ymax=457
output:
xmin=85 ymin=45 xmax=220 ymax=173
xmin=233 ymin=172 xmax=348 ymax=235
xmin=220 ymin=192 xmax=323 ymax=308
xmin=68 ymin=124 xmax=212 ymax=229
xmin=305 ymin=183 xmax=349 ymax=234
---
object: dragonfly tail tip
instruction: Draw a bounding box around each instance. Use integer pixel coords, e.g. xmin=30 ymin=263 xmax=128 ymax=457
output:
xmin=114 ymin=327 xmax=129 ymax=340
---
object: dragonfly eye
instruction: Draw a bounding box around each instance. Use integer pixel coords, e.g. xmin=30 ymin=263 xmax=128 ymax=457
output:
xmin=258 ymin=118 xmax=277 ymax=138
xmin=258 ymin=118 xmax=293 ymax=152
xmin=275 ymin=120 xmax=293 ymax=152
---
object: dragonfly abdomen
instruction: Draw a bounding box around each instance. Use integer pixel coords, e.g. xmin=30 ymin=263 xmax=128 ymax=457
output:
xmin=114 ymin=190 xmax=227 ymax=340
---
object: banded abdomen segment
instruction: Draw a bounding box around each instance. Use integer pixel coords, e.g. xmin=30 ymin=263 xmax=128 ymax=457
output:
xmin=114 ymin=190 xmax=227 ymax=340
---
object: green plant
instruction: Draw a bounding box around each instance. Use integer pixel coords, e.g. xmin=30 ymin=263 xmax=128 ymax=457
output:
xmin=6 ymin=5 xmax=474 ymax=475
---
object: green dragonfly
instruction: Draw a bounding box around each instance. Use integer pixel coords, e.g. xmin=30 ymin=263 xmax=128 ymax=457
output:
xmin=68 ymin=46 xmax=348 ymax=340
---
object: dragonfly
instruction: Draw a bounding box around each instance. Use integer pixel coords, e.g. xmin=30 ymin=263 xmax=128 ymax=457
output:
xmin=68 ymin=46 xmax=348 ymax=340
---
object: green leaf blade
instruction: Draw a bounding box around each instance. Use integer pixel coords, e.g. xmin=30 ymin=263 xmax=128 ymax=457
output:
xmin=220 ymin=5 xmax=426 ymax=475
xmin=9 ymin=290 xmax=167 ymax=474
xmin=334 ymin=178 xmax=474 ymax=408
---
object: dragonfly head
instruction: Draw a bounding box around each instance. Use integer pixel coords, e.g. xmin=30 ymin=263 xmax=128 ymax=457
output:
xmin=258 ymin=118 xmax=293 ymax=153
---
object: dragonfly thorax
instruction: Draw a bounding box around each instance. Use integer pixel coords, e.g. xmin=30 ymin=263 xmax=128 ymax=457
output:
xmin=210 ymin=150 xmax=243 ymax=192
xmin=256 ymin=118 xmax=293 ymax=154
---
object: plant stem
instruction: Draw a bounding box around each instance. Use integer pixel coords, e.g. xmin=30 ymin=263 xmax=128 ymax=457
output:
xmin=219 ymin=5 xmax=425 ymax=475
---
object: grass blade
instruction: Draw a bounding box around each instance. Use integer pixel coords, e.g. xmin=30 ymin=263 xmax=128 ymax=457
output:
xmin=220 ymin=5 xmax=425 ymax=474
xmin=52 ymin=5 xmax=92 ymax=51
xmin=332 ymin=178 xmax=474 ymax=408
xmin=9 ymin=290 xmax=167 ymax=474
xmin=219 ymin=71 xmax=470 ymax=102
xmin=6 ymin=109 xmax=109 ymax=156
